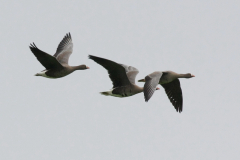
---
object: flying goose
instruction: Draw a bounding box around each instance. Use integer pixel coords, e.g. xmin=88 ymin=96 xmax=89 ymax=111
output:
xmin=29 ymin=33 xmax=89 ymax=78
xmin=89 ymin=55 xmax=159 ymax=97
xmin=138 ymin=71 xmax=195 ymax=112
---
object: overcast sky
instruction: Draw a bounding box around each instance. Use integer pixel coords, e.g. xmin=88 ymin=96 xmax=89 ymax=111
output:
xmin=1 ymin=0 xmax=240 ymax=159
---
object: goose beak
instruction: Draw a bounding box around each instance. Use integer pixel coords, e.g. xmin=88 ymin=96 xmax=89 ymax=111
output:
xmin=86 ymin=66 xmax=90 ymax=69
xmin=191 ymin=74 xmax=195 ymax=77
xmin=138 ymin=79 xmax=145 ymax=82
xmin=156 ymin=87 xmax=160 ymax=90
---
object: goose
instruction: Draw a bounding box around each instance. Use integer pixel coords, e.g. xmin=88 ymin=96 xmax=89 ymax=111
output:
xmin=138 ymin=71 xmax=195 ymax=112
xmin=89 ymin=55 xmax=159 ymax=97
xmin=29 ymin=33 xmax=89 ymax=78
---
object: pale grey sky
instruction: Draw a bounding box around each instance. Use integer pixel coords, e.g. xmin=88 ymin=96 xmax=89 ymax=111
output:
xmin=1 ymin=0 xmax=240 ymax=159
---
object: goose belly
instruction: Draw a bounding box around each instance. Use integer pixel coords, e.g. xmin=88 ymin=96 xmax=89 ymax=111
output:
xmin=35 ymin=70 xmax=56 ymax=79
xmin=100 ymin=86 xmax=137 ymax=98
xmin=112 ymin=87 xmax=136 ymax=97
xmin=36 ymin=69 xmax=72 ymax=79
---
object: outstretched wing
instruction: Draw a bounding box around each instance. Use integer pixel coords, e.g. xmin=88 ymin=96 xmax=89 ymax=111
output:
xmin=119 ymin=64 xmax=139 ymax=84
xmin=89 ymin=55 xmax=132 ymax=88
xmin=143 ymin=71 xmax=162 ymax=102
xmin=29 ymin=43 xmax=63 ymax=70
xmin=54 ymin=33 xmax=73 ymax=65
xmin=161 ymin=79 xmax=183 ymax=113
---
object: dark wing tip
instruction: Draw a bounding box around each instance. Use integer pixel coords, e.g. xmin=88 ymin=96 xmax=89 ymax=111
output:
xmin=174 ymin=101 xmax=182 ymax=113
xmin=29 ymin=42 xmax=38 ymax=49
xmin=61 ymin=32 xmax=72 ymax=42
xmin=66 ymin=32 xmax=71 ymax=39
xmin=144 ymin=93 xmax=149 ymax=102
xmin=88 ymin=55 xmax=98 ymax=60
xmin=144 ymin=93 xmax=152 ymax=102
xmin=176 ymin=108 xmax=182 ymax=113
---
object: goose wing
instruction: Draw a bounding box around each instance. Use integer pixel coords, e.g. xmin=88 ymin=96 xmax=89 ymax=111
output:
xmin=89 ymin=55 xmax=134 ymax=88
xmin=54 ymin=33 xmax=73 ymax=65
xmin=119 ymin=64 xmax=139 ymax=85
xmin=143 ymin=71 xmax=162 ymax=102
xmin=29 ymin=43 xmax=63 ymax=69
xmin=161 ymin=79 xmax=183 ymax=112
